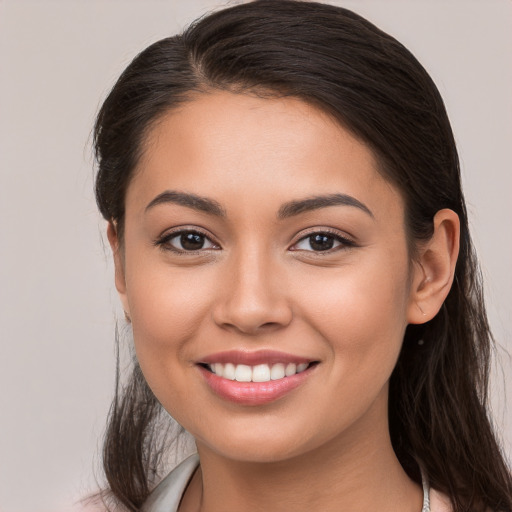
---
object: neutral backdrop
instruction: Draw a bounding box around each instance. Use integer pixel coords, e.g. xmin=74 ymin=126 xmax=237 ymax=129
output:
xmin=0 ymin=1 xmax=510 ymax=511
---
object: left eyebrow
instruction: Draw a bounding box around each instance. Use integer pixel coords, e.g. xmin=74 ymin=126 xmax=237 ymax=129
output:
xmin=278 ymin=193 xmax=374 ymax=219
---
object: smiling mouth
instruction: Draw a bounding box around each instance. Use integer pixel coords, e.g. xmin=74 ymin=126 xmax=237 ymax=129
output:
xmin=200 ymin=362 xmax=317 ymax=383
xmin=198 ymin=356 xmax=319 ymax=405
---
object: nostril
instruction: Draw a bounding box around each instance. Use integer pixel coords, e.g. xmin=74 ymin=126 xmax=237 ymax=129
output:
xmin=261 ymin=321 xmax=283 ymax=329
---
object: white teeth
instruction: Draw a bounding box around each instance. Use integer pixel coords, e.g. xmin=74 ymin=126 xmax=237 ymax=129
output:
xmin=285 ymin=363 xmax=297 ymax=377
xmin=270 ymin=363 xmax=285 ymax=380
xmin=235 ymin=364 xmax=252 ymax=382
xmin=223 ymin=363 xmax=236 ymax=380
xmin=207 ymin=362 xmax=310 ymax=382
xmin=252 ymin=364 xmax=271 ymax=382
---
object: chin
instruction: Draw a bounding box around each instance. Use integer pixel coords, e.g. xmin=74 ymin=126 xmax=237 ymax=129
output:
xmin=203 ymin=440 xmax=308 ymax=464
xmin=192 ymin=420 xmax=330 ymax=465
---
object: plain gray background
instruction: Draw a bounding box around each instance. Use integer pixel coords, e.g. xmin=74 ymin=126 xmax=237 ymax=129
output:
xmin=0 ymin=1 xmax=510 ymax=511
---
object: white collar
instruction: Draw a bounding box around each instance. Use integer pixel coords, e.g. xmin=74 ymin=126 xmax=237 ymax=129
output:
xmin=142 ymin=454 xmax=432 ymax=512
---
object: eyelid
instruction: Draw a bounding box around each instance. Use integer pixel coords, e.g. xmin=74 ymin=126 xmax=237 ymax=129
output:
xmin=289 ymin=227 xmax=356 ymax=252
xmin=153 ymin=226 xmax=355 ymax=254
xmin=154 ymin=226 xmax=221 ymax=253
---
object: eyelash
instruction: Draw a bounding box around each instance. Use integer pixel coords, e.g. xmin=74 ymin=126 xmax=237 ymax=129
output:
xmin=154 ymin=228 xmax=356 ymax=255
xmin=154 ymin=228 xmax=220 ymax=254
xmin=290 ymin=229 xmax=356 ymax=253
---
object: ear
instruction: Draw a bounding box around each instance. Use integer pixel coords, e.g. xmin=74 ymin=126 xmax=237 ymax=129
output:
xmin=107 ymin=221 xmax=130 ymax=318
xmin=407 ymin=209 xmax=460 ymax=324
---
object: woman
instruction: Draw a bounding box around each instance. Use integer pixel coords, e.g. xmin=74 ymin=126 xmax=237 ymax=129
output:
xmin=93 ymin=1 xmax=512 ymax=511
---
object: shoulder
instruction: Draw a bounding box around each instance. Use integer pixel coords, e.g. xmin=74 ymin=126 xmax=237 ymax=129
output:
xmin=141 ymin=454 xmax=200 ymax=512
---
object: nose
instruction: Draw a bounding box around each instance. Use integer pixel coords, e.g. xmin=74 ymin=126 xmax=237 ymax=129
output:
xmin=212 ymin=249 xmax=293 ymax=335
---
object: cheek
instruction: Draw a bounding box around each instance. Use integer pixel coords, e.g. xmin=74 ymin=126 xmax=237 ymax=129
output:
xmin=126 ymin=267 xmax=221 ymax=424
xmin=125 ymin=257 xmax=218 ymax=383
xmin=294 ymin=253 xmax=411 ymax=376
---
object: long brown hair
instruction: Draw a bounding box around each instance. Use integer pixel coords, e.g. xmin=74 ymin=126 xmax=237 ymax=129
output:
xmin=93 ymin=1 xmax=512 ymax=510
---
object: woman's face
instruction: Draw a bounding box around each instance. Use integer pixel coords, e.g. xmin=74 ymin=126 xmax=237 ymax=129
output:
xmin=115 ymin=91 xmax=421 ymax=463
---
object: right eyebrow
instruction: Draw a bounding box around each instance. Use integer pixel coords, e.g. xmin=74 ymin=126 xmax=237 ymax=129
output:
xmin=145 ymin=190 xmax=226 ymax=217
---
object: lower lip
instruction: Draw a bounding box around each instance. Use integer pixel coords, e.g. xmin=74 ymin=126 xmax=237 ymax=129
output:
xmin=199 ymin=365 xmax=314 ymax=406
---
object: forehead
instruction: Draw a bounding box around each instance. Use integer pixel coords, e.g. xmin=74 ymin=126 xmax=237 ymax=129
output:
xmin=127 ymin=90 xmax=403 ymax=219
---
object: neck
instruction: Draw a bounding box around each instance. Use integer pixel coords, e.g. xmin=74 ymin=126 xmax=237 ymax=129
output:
xmin=180 ymin=393 xmax=422 ymax=512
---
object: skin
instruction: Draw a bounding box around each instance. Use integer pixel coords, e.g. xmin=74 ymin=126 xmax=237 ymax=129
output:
xmin=108 ymin=91 xmax=459 ymax=512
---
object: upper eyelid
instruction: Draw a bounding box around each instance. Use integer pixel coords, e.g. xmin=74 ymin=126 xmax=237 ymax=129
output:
xmin=291 ymin=227 xmax=355 ymax=244
xmin=157 ymin=226 xmax=217 ymax=242
xmin=154 ymin=226 xmax=355 ymax=249
xmin=153 ymin=227 xmax=220 ymax=252
xmin=288 ymin=230 xmax=356 ymax=254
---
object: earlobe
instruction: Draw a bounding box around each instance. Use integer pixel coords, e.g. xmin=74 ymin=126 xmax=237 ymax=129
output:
xmin=106 ymin=222 xmax=130 ymax=316
xmin=408 ymin=209 xmax=460 ymax=325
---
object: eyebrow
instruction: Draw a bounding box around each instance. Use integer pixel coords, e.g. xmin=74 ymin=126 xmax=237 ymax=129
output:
xmin=145 ymin=190 xmax=373 ymax=220
xmin=145 ymin=190 xmax=226 ymax=217
xmin=278 ymin=193 xmax=374 ymax=219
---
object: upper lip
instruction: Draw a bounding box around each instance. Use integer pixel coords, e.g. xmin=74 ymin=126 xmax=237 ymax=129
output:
xmin=198 ymin=350 xmax=316 ymax=366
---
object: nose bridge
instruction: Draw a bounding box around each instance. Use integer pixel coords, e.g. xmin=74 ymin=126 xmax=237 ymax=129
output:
xmin=213 ymin=241 xmax=292 ymax=333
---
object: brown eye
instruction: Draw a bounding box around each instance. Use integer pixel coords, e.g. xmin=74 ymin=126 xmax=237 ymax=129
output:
xmin=158 ymin=230 xmax=218 ymax=252
xmin=291 ymin=231 xmax=354 ymax=252
xmin=180 ymin=232 xmax=207 ymax=250
xmin=308 ymin=234 xmax=335 ymax=251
